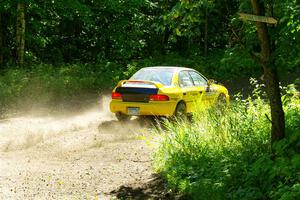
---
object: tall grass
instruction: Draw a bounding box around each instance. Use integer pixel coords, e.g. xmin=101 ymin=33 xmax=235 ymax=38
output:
xmin=153 ymin=84 xmax=300 ymax=199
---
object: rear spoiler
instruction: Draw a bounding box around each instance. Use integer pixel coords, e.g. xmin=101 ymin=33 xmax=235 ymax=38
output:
xmin=116 ymin=80 xmax=163 ymax=88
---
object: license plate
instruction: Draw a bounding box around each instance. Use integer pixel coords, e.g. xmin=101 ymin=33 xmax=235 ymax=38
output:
xmin=128 ymin=107 xmax=140 ymax=115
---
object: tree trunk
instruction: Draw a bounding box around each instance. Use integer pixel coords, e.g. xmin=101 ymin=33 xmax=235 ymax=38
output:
xmin=162 ymin=28 xmax=171 ymax=55
xmin=0 ymin=13 xmax=3 ymax=66
xmin=251 ymin=0 xmax=285 ymax=144
xmin=204 ymin=5 xmax=208 ymax=57
xmin=16 ymin=3 xmax=25 ymax=65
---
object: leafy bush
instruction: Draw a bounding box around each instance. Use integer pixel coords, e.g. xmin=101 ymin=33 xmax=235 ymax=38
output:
xmin=153 ymin=83 xmax=300 ymax=199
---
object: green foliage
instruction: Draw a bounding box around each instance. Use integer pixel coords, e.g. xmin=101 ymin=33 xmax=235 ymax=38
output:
xmin=1 ymin=0 xmax=157 ymax=64
xmin=1 ymin=0 xmax=298 ymax=81
xmin=155 ymin=0 xmax=239 ymax=54
xmin=0 ymin=63 xmax=118 ymax=114
xmin=153 ymin=83 xmax=300 ymax=199
xmin=233 ymin=0 xmax=300 ymax=73
xmin=123 ymin=51 xmax=257 ymax=81
xmin=273 ymin=0 xmax=300 ymax=72
xmin=219 ymin=46 xmax=260 ymax=78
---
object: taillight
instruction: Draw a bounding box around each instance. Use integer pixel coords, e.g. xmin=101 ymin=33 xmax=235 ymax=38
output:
xmin=112 ymin=92 xmax=122 ymax=99
xmin=149 ymin=94 xmax=169 ymax=101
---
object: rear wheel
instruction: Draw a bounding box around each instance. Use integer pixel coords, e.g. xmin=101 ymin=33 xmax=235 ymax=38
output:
xmin=115 ymin=112 xmax=131 ymax=121
xmin=174 ymin=102 xmax=187 ymax=119
xmin=216 ymin=94 xmax=228 ymax=116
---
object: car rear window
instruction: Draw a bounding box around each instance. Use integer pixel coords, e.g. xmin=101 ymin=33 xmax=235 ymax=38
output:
xmin=130 ymin=68 xmax=174 ymax=86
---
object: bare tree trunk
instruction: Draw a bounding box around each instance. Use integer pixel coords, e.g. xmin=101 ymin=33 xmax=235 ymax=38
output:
xmin=162 ymin=28 xmax=171 ymax=55
xmin=251 ymin=0 xmax=285 ymax=144
xmin=16 ymin=3 xmax=25 ymax=65
xmin=0 ymin=13 xmax=3 ymax=66
xmin=204 ymin=5 xmax=208 ymax=57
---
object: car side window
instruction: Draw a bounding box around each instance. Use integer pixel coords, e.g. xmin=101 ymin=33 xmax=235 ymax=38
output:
xmin=179 ymin=71 xmax=194 ymax=87
xmin=188 ymin=71 xmax=207 ymax=86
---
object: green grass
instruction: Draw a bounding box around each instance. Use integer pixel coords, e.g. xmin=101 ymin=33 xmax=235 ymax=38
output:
xmin=152 ymin=84 xmax=300 ymax=200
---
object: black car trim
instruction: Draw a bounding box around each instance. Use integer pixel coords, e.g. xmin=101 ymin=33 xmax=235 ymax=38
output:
xmin=116 ymin=87 xmax=159 ymax=95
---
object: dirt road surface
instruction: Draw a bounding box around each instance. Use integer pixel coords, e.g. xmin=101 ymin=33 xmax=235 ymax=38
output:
xmin=0 ymin=99 xmax=168 ymax=199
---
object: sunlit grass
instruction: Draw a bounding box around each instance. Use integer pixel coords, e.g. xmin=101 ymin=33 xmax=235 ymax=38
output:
xmin=152 ymin=84 xmax=300 ymax=199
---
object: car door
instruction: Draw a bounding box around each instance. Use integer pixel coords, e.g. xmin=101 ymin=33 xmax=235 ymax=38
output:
xmin=188 ymin=71 xmax=210 ymax=107
xmin=178 ymin=71 xmax=199 ymax=113
xmin=189 ymin=71 xmax=221 ymax=106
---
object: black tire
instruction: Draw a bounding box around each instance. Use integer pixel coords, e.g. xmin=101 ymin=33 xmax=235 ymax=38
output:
xmin=115 ymin=112 xmax=131 ymax=121
xmin=217 ymin=94 xmax=227 ymax=105
xmin=174 ymin=102 xmax=187 ymax=119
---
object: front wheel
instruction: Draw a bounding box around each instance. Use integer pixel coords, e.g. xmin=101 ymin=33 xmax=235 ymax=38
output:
xmin=217 ymin=94 xmax=227 ymax=106
xmin=174 ymin=102 xmax=187 ymax=119
xmin=115 ymin=112 xmax=131 ymax=121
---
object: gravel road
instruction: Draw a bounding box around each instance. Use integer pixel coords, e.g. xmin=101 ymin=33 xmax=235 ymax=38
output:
xmin=0 ymin=100 xmax=164 ymax=199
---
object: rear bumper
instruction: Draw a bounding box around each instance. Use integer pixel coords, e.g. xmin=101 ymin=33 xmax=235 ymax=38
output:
xmin=110 ymin=100 xmax=177 ymax=116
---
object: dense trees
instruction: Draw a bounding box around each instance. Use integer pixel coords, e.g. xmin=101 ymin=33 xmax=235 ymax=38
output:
xmin=0 ymin=0 xmax=298 ymax=67
xmin=0 ymin=0 xmax=240 ymax=64
xmin=0 ymin=0 xmax=158 ymax=64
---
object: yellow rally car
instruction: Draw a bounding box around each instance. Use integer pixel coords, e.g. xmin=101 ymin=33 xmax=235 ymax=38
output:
xmin=110 ymin=66 xmax=229 ymax=121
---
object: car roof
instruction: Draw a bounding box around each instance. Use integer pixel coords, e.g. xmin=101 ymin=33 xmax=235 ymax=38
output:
xmin=140 ymin=66 xmax=194 ymax=72
xmin=141 ymin=66 xmax=208 ymax=80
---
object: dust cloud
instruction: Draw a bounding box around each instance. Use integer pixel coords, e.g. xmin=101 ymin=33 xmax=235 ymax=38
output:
xmin=0 ymin=95 xmax=148 ymax=152
xmin=0 ymin=96 xmax=155 ymax=199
